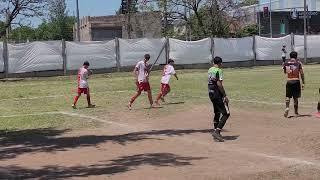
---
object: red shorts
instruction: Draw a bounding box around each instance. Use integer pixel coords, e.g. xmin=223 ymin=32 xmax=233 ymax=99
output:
xmin=78 ymin=87 xmax=89 ymax=95
xmin=137 ymin=82 xmax=151 ymax=92
xmin=161 ymin=83 xmax=170 ymax=96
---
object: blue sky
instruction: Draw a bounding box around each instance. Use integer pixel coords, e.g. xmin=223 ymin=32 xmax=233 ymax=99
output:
xmin=66 ymin=0 xmax=120 ymax=17
xmin=30 ymin=0 xmax=120 ymax=26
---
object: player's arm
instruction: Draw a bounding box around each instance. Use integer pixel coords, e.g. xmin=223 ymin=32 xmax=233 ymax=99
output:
xmin=217 ymin=80 xmax=228 ymax=103
xmin=300 ymin=64 xmax=305 ymax=88
xmin=174 ymin=73 xmax=178 ymax=80
xmin=133 ymin=66 xmax=139 ymax=81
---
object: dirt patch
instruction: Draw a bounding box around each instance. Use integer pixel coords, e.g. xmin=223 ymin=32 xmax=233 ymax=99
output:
xmin=1 ymin=105 xmax=320 ymax=179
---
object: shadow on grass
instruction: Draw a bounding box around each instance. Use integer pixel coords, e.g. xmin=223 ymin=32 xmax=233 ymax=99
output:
xmin=164 ymin=102 xmax=185 ymax=105
xmin=0 ymin=128 xmax=211 ymax=160
xmin=0 ymin=153 xmax=206 ymax=179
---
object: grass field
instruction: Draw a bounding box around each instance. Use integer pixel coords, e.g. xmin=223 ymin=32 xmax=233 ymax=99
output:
xmin=1 ymin=64 xmax=320 ymax=179
xmin=0 ymin=64 xmax=319 ymax=130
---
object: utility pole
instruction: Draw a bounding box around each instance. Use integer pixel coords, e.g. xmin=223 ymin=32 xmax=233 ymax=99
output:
xmin=257 ymin=1 xmax=261 ymax=36
xmin=127 ymin=0 xmax=132 ymax=39
xmin=5 ymin=9 xmax=10 ymax=39
xmin=269 ymin=0 xmax=272 ymax=37
xmin=164 ymin=0 xmax=168 ymax=37
xmin=303 ymin=0 xmax=307 ymax=64
xmin=76 ymin=0 xmax=81 ymax=41
xmin=184 ymin=1 xmax=187 ymax=41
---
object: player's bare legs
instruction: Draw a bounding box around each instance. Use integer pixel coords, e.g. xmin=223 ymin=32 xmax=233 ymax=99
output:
xmin=293 ymin=98 xmax=299 ymax=116
xmin=86 ymin=90 xmax=95 ymax=108
xmin=128 ymin=91 xmax=141 ymax=110
xmin=155 ymin=92 xmax=162 ymax=106
xmin=284 ymin=97 xmax=290 ymax=117
xmin=72 ymin=93 xmax=81 ymax=109
xmin=147 ymin=90 xmax=154 ymax=108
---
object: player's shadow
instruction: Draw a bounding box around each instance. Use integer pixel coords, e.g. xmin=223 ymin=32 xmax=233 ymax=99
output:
xmin=288 ymin=114 xmax=312 ymax=119
xmin=0 ymin=128 xmax=212 ymax=161
xmin=223 ymin=135 xmax=240 ymax=141
xmin=164 ymin=101 xmax=185 ymax=105
xmin=0 ymin=153 xmax=206 ymax=179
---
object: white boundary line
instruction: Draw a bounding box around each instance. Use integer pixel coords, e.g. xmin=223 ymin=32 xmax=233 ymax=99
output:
xmin=0 ymin=112 xmax=61 ymax=118
xmin=59 ymin=111 xmax=136 ymax=130
xmin=183 ymin=137 xmax=320 ymax=167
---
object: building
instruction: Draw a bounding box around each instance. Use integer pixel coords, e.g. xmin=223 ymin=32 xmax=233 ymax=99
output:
xmin=73 ymin=12 xmax=162 ymax=41
xmin=258 ymin=0 xmax=320 ymax=36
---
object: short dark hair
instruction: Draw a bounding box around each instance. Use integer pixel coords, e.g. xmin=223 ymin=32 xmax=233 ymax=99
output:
xmin=212 ymin=56 xmax=223 ymax=65
xmin=168 ymin=59 xmax=174 ymax=64
xmin=290 ymin=51 xmax=298 ymax=59
xmin=144 ymin=54 xmax=150 ymax=60
xmin=83 ymin=61 xmax=90 ymax=66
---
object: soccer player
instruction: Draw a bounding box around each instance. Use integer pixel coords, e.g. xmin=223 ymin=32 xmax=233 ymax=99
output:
xmin=283 ymin=51 xmax=305 ymax=118
xmin=155 ymin=59 xmax=178 ymax=106
xmin=128 ymin=54 xmax=154 ymax=110
xmin=208 ymin=56 xmax=230 ymax=142
xmin=72 ymin=61 xmax=95 ymax=109
xmin=281 ymin=45 xmax=287 ymax=63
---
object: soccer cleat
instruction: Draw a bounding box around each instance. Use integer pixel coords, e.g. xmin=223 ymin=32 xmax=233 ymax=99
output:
xmin=211 ymin=130 xmax=224 ymax=142
xmin=284 ymin=108 xmax=289 ymax=118
xmin=87 ymin=104 xmax=96 ymax=108
xmin=72 ymin=104 xmax=77 ymax=109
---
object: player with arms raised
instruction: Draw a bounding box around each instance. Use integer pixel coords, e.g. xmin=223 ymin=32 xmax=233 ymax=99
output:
xmin=72 ymin=61 xmax=95 ymax=109
xmin=208 ymin=57 xmax=230 ymax=142
xmin=155 ymin=59 xmax=178 ymax=106
xmin=128 ymin=54 xmax=154 ymax=110
xmin=283 ymin=51 xmax=305 ymax=118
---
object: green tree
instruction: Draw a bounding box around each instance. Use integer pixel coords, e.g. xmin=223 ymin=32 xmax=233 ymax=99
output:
xmin=9 ymin=26 xmax=36 ymax=42
xmin=47 ymin=0 xmax=74 ymax=40
xmin=237 ymin=24 xmax=259 ymax=37
xmin=241 ymin=0 xmax=258 ymax=6
xmin=0 ymin=0 xmax=47 ymax=38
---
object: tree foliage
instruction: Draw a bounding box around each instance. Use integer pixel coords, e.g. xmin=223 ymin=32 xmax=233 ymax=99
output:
xmin=0 ymin=0 xmax=48 ymax=38
xmin=6 ymin=0 xmax=75 ymax=42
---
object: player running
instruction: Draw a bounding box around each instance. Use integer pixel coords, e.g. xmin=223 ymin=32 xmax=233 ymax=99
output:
xmin=208 ymin=57 xmax=230 ymax=142
xmin=283 ymin=51 xmax=305 ymax=118
xmin=154 ymin=59 xmax=178 ymax=106
xmin=72 ymin=61 xmax=95 ymax=109
xmin=128 ymin=54 xmax=154 ymax=110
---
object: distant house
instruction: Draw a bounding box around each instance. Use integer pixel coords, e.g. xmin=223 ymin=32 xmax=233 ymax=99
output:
xmin=73 ymin=12 xmax=162 ymax=41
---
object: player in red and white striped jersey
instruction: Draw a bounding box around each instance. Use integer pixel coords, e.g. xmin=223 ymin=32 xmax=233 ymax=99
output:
xmin=72 ymin=61 xmax=95 ymax=109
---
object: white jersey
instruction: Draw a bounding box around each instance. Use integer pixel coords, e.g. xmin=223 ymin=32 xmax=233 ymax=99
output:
xmin=78 ymin=67 xmax=89 ymax=88
xmin=135 ymin=60 xmax=149 ymax=83
xmin=161 ymin=64 xmax=176 ymax=84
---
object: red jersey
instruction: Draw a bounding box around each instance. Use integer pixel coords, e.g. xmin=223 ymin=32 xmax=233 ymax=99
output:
xmin=283 ymin=59 xmax=303 ymax=80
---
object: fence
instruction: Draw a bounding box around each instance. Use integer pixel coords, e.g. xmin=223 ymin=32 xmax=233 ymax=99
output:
xmin=0 ymin=35 xmax=319 ymax=78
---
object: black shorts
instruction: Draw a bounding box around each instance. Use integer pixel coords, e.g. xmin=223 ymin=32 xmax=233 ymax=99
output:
xmin=209 ymin=92 xmax=230 ymax=115
xmin=286 ymin=80 xmax=301 ymax=98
